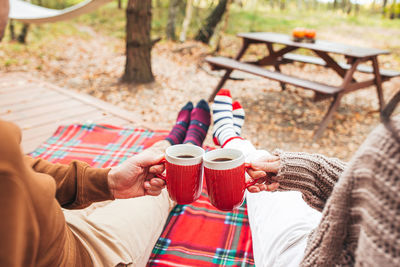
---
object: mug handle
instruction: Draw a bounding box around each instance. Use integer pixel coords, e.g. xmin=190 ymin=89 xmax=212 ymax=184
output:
xmin=155 ymin=158 xmax=167 ymax=181
xmin=156 ymin=173 xmax=166 ymax=181
xmin=244 ymin=163 xmax=260 ymax=188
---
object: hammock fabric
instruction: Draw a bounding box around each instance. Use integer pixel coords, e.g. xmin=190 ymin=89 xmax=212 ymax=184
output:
xmin=9 ymin=0 xmax=112 ymax=24
xmin=30 ymin=124 xmax=255 ymax=266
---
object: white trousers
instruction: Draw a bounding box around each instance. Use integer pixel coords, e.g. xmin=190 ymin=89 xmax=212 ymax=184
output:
xmin=225 ymin=139 xmax=322 ymax=267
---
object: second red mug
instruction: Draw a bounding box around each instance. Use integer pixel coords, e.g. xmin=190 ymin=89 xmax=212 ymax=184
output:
xmin=203 ymin=148 xmax=256 ymax=211
xmin=158 ymin=144 xmax=204 ymax=204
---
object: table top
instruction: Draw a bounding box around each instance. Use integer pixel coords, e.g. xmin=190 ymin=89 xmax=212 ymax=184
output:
xmin=238 ymin=32 xmax=390 ymax=58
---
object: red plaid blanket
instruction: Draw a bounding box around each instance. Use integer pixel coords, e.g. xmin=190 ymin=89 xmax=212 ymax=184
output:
xmin=30 ymin=124 xmax=255 ymax=266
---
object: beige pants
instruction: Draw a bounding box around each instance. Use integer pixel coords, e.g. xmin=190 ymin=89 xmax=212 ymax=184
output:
xmin=64 ymin=140 xmax=176 ymax=267
xmin=64 ymin=189 xmax=175 ymax=267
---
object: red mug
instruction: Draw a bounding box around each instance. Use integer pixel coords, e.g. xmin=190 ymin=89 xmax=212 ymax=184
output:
xmin=203 ymin=148 xmax=256 ymax=211
xmin=157 ymin=144 xmax=204 ymax=204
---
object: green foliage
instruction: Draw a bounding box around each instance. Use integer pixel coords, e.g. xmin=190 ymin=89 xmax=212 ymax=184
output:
xmin=2 ymin=0 xmax=400 ymax=69
xmin=225 ymin=5 xmax=400 ymax=34
xmin=31 ymin=0 xmax=82 ymax=9
xmin=73 ymin=2 xmax=126 ymax=38
xmin=383 ymin=2 xmax=400 ymax=19
xmin=4 ymin=0 xmax=400 ymax=40
xmin=4 ymin=58 xmax=18 ymax=67
xmin=72 ymin=1 xmax=169 ymax=38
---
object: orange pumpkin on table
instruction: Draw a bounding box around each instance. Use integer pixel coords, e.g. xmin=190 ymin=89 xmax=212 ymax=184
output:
xmin=292 ymin=27 xmax=305 ymax=39
xmin=305 ymin=29 xmax=316 ymax=39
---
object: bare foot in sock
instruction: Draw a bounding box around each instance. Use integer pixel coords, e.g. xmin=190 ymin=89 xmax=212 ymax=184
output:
xmin=212 ymin=89 xmax=242 ymax=147
xmin=232 ymin=101 xmax=245 ymax=136
xmin=165 ymin=101 xmax=193 ymax=145
xmin=183 ymin=100 xmax=211 ymax=147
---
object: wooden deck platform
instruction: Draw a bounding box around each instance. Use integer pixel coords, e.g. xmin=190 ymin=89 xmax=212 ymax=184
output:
xmin=0 ymin=72 xmax=151 ymax=153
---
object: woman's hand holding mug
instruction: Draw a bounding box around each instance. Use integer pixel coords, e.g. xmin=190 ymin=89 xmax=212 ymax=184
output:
xmin=247 ymin=154 xmax=280 ymax=193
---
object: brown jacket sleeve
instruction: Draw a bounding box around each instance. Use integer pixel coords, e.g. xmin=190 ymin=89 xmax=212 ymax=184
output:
xmin=0 ymin=120 xmax=38 ymax=266
xmin=274 ymin=150 xmax=347 ymax=212
xmin=24 ymin=156 xmax=114 ymax=209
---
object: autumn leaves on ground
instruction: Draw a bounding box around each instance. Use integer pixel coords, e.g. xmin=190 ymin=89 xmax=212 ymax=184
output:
xmin=1 ymin=3 xmax=400 ymax=160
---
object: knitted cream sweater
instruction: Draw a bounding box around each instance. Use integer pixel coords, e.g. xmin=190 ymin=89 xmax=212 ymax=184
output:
xmin=275 ymin=118 xmax=400 ymax=266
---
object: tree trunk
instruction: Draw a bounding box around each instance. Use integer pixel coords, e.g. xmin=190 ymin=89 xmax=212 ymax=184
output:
xmin=389 ymin=0 xmax=397 ymax=19
xmin=355 ymin=1 xmax=359 ymax=15
xmin=122 ymin=0 xmax=154 ymax=83
xmin=0 ymin=0 xmax=9 ymax=41
xmin=9 ymin=20 xmax=16 ymax=41
xmin=346 ymin=0 xmax=352 ymax=14
xmin=382 ymin=0 xmax=388 ymax=14
xmin=297 ymin=0 xmax=302 ymax=10
xmin=17 ymin=24 xmax=29 ymax=44
xmin=279 ymin=0 xmax=286 ymax=10
xmin=304 ymin=0 xmax=310 ymax=10
xmin=341 ymin=0 xmax=347 ymax=12
xmin=179 ymin=0 xmax=194 ymax=42
xmin=166 ymin=0 xmax=181 ymax=40
xmin=195 ymin=0 xmax=229 ymax=44
xmin=269 ymin=0 xmax=275 ymax=9
xmin=313 ymin=0 xmax=318 ymax=10
xmin=214 ymin=0 xmax=232 ymax=52
xmin=333 ymin=0 xmax=338 ymax=9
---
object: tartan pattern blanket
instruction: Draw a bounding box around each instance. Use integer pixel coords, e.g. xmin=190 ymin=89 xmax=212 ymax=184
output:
xmin=30 ymin=124 xmax=255 ymax=266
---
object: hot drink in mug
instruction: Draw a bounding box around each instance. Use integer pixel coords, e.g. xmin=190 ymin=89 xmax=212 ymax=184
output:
xmin=203 ymin=148 xmax=257 ymax=211
xmin=157 ymin=144 xmax=204 ymax=204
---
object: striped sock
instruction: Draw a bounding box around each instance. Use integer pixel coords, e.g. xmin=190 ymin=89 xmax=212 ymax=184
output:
xmin=165 ymin=101 xmax=193 ymax=145
xmin=183 ymin=100 xmax=210 ymax=146
xmin=212 ymin=89 xmax=241 ymax=147
xmin=232 ymin=101 xmax=245 ymax=136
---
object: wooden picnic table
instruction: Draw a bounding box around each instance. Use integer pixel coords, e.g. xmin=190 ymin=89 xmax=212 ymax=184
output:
xmin=206 ymin=32 xmax=400 ymax=140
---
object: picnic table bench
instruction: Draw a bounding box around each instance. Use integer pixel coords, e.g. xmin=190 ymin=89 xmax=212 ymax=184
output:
xmin=206 ymin=32 xmax=400 ymax=140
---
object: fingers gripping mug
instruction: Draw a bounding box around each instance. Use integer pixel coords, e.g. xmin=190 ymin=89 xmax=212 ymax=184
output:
xmin=158 ymin=144 xmax=204 ymax=204
xmin=203 ymin=148 xmax=256 ymax=211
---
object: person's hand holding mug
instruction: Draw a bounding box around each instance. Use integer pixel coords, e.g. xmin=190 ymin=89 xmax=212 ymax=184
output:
xmin=246 ymin=154 xmax=281 ymax=193
xmin=108 ymin=149 xmax=166 ymax=199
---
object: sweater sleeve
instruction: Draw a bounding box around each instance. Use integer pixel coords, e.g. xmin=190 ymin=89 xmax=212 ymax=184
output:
xmin=274 ymin=150 xmax=347 ymax=212
xmin=24 ymin=156 xmax=114 ymax=209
